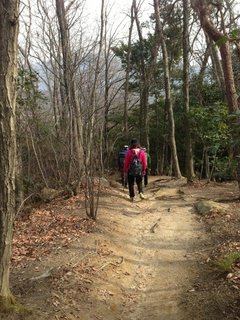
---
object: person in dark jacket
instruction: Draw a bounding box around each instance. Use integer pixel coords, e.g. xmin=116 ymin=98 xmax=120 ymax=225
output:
xmin=123 ymin=139 xmax=147 ymax=202
xmin=118 ymin=145 xmax=128 ymax=187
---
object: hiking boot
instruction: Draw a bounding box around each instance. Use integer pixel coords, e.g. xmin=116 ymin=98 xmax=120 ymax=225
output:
xmin=140 ymin=193 xmax=145 ymax=200
xmin=130 ymin=197 xmax=134 ymax=202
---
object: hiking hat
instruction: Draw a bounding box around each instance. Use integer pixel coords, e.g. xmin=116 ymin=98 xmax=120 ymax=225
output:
xmin=131 ymin=138 xmax=139 ymax=147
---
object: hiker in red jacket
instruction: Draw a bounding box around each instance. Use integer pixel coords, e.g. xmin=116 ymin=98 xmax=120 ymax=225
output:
xmin=123 ymin=138 xmax=147 ymax=202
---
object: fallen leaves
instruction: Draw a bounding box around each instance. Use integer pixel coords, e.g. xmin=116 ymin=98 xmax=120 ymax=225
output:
xmin=12 ymin=195 xmax=96 ymax=268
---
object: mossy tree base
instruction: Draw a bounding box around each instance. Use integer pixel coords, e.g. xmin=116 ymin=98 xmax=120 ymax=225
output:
xmin=0 ymin=294 xmax=30 ymax=315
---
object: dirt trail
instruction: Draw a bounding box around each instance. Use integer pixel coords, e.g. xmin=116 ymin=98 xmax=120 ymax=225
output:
xmin=9 ymin=176 xmax=238 ymax=320
xmin=74 ymin=176 xmax=207 ymax=320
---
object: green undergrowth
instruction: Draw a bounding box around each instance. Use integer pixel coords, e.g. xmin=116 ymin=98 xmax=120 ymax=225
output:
xmin=215 ymin=251 xmax=240 ymax=273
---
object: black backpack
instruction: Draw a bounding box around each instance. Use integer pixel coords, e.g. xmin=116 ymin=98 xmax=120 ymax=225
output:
xmin=128 ymin=150 xmax=142 ymax=176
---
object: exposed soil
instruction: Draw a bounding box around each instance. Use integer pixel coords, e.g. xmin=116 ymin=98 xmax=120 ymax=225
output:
xmin=1 ymin=176 xmax=240 ymax=320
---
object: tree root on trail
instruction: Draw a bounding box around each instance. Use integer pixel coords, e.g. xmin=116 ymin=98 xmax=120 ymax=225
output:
xmin=98 ymin=256 xmax=124 ymax=271
xmin=150 ymin=223 xmax=158 ymax=233
xmin=150 ymin=218 xmax=161 ymax=233
xmin=29 ymin=268 xmax=54 ymax=281
xmin=29 ymin=253 xmax=93 ymax=281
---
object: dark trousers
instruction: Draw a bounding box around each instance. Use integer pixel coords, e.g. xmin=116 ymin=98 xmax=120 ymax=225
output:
xmin=120 ymin=170 xmax=127 ymax=187
xmin=128 ymin=174 xmax=143 ymax=198
xmin=144 ymin=168 xmax=148 ymax=186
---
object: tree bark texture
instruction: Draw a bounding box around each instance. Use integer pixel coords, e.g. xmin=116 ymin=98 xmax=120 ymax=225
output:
xmin=56 ymin=0 xmax=83 ymax=184
xmin=192 ymin=0 xmax=240 ymax=188
xmin=124 ymin=3 xmax=135 ymax=135
xmin=183 ymin=0 xmax=195 ymax=181
xmin=133 ymin=0 xmax=149 ymax=149
xmin=153 ymin=0 xmax=182 ymax=178
xmin=84 ymin=0 xmax=105 ymax=220
xmin=0 ymin=0 xmax=19 ymax=305
xmin=192 ymin=0 xmax=239 ymax=113
xmin=208 ymin=37 xmax=225 ymax=94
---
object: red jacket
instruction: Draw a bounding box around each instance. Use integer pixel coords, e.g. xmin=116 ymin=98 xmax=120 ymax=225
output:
xmin=123 ymin=148 xmax=147 ymax=174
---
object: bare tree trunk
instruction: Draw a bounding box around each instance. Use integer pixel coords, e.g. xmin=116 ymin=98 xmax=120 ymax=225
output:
xmin=153 ymin=0 xmax=182 ymax=178
xmin=183 ymin=0 xmax=195 ymax=182
xmin=102 ymin=10 xmax=116 ymax=166
xmin=204 ymin=147 xmax=210 ymax=180
xmin=133 ymin=0 xmax=149 ymax=149
xmin=208 ymin=37 xmax=225 ymax=94
xmin=159 ymin=142 xmax=166 ymax=175
xmin=15 ymin=143 xmax=24 ymax=211
xmin=0 ymin=0 xmax=19 ymax=308
xmin=83 ymin=0 xmax=105 ymax=220
xmin=56 ymin=0 xmax=83 ymax=185
xmin=124 ymin=3 xmax=135 ymax=135
xmin=103 ymin=26 xmax=110 ymax=158
xmin=56 ymin=0 xmax=74 ymax=182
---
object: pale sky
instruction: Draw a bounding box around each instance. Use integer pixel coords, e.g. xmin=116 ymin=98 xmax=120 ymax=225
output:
xmin=84 ymin=0 xmax=152 ymax=40
xmin=85 ymin=0 xmax=151 ymax=18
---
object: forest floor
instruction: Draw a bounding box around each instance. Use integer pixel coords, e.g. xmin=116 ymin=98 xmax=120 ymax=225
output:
xmin=1 ymin=176 xmax=240 ymax=320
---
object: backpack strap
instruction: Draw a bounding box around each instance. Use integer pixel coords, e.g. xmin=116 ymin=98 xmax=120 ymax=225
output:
xmin=131 ymin=149 xmax=141 ymax=159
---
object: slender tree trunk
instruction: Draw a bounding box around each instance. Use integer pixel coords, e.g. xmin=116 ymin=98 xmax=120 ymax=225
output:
xmin=153 ymin=0 xmax=182 ymax=178
xmin=183 ymin=0 xmax=195 ymax=181
xmin=15 ymin=143 xmax=24 ymax=212
xmin=204 ymin=147 xmax=210 ymax=180
xmin=0 ymin=0 xmax=19 ymax=308
xmin=208 ymin=37 xmax=225 ymax=94
xmin=56 ymin=0 xmax=83 ymax=184
xmin=53 ymin=74 xmax=61 ymax=137
xmin=159 ymin=142 xmax=166 ymax=175
xmin=84 ymin=0 xmax=105 ymax=220
xmin=133 ymin=0 xmax=149 ymax=149
xmin=56 ymin=0 xmax=73 ymax=182
xmin=103 ymin=8 xmax=109 ymax=155
xmin=124 ymin=3 xmax=135 ymax=135
xmin=198 ymin=43 xmax=210 ymax=83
